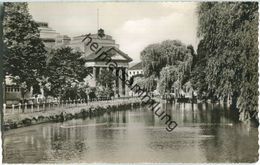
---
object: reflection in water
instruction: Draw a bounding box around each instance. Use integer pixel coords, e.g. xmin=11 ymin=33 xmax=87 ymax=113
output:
xmin=3 ymin=103 xmax=258 ymax=163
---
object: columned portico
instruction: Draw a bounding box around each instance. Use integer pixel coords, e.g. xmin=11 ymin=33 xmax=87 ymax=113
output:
xmin=87 ymin=65 xmax=129 ymax=97
xmin=84 ymin=46 xmax=132 ymax=97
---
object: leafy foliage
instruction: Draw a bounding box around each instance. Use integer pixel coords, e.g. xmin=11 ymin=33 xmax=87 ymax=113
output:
xmin=140 ymin=40 xmax=193 ymax=94
xmin=190 ymin=39 xmax=208 ymax=99
xmin=134 ymin=75 xmax=157 ymax=92
xmin=96 ymin=69 xmax=115 ymax=98
xmin=3 ymin=2 xmax=46 ymax=97
xmin=158 ymin=66 xmax=181 ymax=95
xmin=46 ymin=47 xmax=90 ymax=99
xmin=197 ymin=2 xmax=258 ymax=120
xmin=141 ymin=40 xmax=192 ymax=78
xmin=62 ymin=82 xmax=89 ymax=100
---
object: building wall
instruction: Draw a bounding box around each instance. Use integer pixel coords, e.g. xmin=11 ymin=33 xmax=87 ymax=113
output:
xmin=37 ymin=22 xmax=60 ymax=48
xmin=5 ymin=85 xmax=33 ymax=105
xmin=128 ymin=69 xmax=143 ymax=79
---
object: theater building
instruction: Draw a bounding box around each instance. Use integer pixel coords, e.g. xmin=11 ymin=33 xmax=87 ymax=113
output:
xmin=70 ymin=29 xmax=133 ymax=97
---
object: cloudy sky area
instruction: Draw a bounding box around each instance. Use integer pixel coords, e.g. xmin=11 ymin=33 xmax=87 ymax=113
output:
xmin=29 ymin=2 xmax=199 ymax=62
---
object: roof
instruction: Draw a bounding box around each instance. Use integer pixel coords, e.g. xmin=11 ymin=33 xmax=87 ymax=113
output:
xmin=129 ymin=62 xmax=143 ymax=70
xmin=73 ymin=33 xmax=113 ymax=41
xmin=84 ymin=46 xmax=132 ymax=62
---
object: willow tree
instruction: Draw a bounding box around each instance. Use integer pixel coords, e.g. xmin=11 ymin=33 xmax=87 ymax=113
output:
xmin=141 ymin=40 xmax=192 ymax=78
xmin=197 ymin=2 xmax=258 ymax=120
xmin=135 ymin=75 xmax=157 ymax=92
xmin=141 ymin=40 xmax=193 ymax=94
xmin=158 ymin=66 xmax=179 ymax=95
xmin=190 ymin=39 xmax=208 ymax=99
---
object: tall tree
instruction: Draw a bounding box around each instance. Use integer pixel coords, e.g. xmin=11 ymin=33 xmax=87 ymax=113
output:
xmin=140 ymin=40 xmax=193 ymax=94
xmin=46 ymin=47 xmax=90 ymax=100
xmin=190 ymin=39 xmax=208 ymax=99
xmin=158 ymin=66 xmax=180 ymax=95
xmin=197 ymin=2 xmax=258 ymax=120
xmin=141 ymin=40 xmax=192 ymax=78
xmin=3 ymin=2 xmax=46 ymax=99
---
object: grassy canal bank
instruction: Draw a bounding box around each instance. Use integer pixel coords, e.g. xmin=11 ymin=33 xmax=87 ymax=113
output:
xmin=3 ymin=98 xmax=145 ymax=131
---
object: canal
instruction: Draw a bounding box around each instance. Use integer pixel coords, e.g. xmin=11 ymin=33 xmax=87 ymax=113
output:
xmin=3 ymin=103 xmax=258 ymax=163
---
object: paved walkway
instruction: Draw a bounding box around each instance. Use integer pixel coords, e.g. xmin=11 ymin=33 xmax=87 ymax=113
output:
xmin=4 ymin=97 xmax=142 ymax=123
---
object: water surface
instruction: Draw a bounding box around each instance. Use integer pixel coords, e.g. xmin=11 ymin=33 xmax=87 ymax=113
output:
xmin=3 ymin=103 xmax=258 ymax=163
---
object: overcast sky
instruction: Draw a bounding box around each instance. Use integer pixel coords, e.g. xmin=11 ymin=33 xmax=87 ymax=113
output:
xmin=29 ymin=2 xmax=199 ymax=62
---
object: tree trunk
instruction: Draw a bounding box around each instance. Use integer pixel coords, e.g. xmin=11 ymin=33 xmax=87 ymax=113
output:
xmin=20 ymin=87 xmax=27 ymax=112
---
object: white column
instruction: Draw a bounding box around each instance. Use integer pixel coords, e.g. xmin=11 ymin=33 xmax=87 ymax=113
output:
xmin=99 ymin=67 xmax=103 ymax=87
xmin=113 ymin=68 xmax=117 ymax=97
xmin=118 ymin=68 xmax=123 ymax=97
xmin=125 ymin=67 xmax=129 ymax=96
xmin=93 ymin=67 xmax=97 ymax=86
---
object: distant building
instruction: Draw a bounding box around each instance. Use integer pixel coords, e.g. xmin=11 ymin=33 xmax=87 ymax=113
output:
xmin=55 ymin=35 xmax=71 ymax=47
xmin=37 ymin=22 xmax=60 ymax=48
xmin=4 ymin=76 xmax=21 ymax=105
xmin=4 ymin=76 xmax=34 ymax=105
xmin=128 ymin=62 xmax=143 ymax=79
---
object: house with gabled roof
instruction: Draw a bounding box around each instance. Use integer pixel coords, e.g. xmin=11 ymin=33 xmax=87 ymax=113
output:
xmin=128 ymin=62 xmax=144 ymax=79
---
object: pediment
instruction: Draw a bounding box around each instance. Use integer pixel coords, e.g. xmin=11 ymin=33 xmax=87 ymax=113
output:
xmin=110 ymin=52 xmax=128 ymax=60
xmin=99 ymin=48 xmax=129 ymax=61
xmin=85 ymin=46 xmax=132 ymax=62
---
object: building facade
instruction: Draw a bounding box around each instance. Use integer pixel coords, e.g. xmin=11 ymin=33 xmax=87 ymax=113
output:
xmin=37 ymin=22 xmax=60 ymax=48
xmin=74 ymin=30 xmax=132 ymax=97
xmin=128 ymin=62 xmax=143 ymax=79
